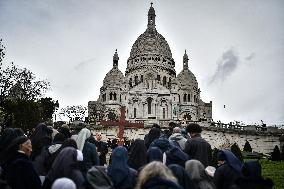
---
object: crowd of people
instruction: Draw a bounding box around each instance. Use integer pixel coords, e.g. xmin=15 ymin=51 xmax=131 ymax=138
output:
xmin=0 ymin=122 xmax=273 ymax=189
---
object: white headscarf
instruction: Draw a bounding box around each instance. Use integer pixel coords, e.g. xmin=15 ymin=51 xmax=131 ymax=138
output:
xmin=75 ymin=128 xmax=91 ymax=151
xmin=51 ymin=177 xmax=76 ymax=189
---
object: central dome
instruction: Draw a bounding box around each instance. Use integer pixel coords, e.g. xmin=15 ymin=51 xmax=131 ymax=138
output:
xmin=129 ymin=29 xmax=172 ymax=58
xmin=126 ymin=4 xmax=176 ymax=77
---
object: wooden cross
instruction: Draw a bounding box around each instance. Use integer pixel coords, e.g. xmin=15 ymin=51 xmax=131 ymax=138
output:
xmin=100 ymin=106 xmax=144 ymax=146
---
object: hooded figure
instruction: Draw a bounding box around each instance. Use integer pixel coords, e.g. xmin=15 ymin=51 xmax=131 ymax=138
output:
xmin=147 ymin=147 xmax=163 ymax=163
xmin=149 ymin=137 xmax=172 ymax=153
xmin=185 ymin=159 xmax=216 ymax=189
xmin=233 ymin=161 xmax=273 ymax=189
xmin=43 ymin=147 xmax=85 ymax=189
xmin=0 ymin=128 xmax=19 ymax=163
xmin=0 ymin=128 xmax=18 ymax=150
xmin=144 ymin=128 xmax=160 ymax=149
xmin=213 ymin=149 xmax=242 ymax=189
xmin=107 ymin=146 xmax=137 ymax=189
xmin=87 ymin=166 xmax=114 ymax=189
xmin=128 ymin=139 xmax=147 ymax=170
xmin=2 ymin=136 xmax=42 ymax=189
xmin=76 ymin=128 xmax=99 ymax=170
xmin=168 ymin=164 xmax=194 ymax=189
xmin=165 ymin=146 xmax=189 ymax=167
xmin=30 ymin=123 xmax=52 ymax=160
xmin=51 ymin=177 xmax=77 ymax=189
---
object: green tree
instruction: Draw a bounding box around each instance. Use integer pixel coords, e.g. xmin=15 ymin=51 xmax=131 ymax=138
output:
xmin=0 ymin=39 xmax=50 ymax=104
xmin=38 ymin=98 xmax=58 ymax=121
xmin=271 ymin=145 xmax=281 ymax=161
xmin=0 ymin=39 xmax=52 ymax=131
xmin=231 ymin=143 xmax=243 ymax=162
xmin=243 ymin=140 xmax=252 ymax=152
xmin=2 ymin=98 xmax=41 ymax=130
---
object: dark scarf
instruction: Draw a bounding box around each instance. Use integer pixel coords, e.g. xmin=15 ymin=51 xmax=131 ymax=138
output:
xmin=128 ymin=139 xmax=147 ymax=170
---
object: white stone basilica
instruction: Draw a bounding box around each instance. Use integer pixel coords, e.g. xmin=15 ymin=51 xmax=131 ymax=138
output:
xmin=88 ymin=4 xmax=212 ymax=126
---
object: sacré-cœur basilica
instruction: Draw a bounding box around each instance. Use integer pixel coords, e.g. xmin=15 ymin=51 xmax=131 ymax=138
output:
xmin=88 ymin=4 xmax=212 ymax=127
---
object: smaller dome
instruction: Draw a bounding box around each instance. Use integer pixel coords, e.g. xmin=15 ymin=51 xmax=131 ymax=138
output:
xmin=103 ymin=67 xmax=124 ymax=87
xmin=177 ymin=69 xmax=198 ymax=89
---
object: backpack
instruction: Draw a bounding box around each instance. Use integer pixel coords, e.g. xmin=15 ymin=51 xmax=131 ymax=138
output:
xmin=165 ymin=146 xmax=189 ymax=167
xmin=86 ymin=166 xmax=114 ymax=189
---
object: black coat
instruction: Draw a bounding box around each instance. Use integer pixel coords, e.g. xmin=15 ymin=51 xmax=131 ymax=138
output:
xmin=142 ymin=177 xmax=183 ymax=189
xmin=4 ymin=152 xmax=41 ymax=189
xmin=95 ymin=140 xmax=108 ymax=166
xmin=183 ymin=136 xmax=212 ymax=167
xmin=213 ymin=163 xmax=241 ymax=189
xmin=233 ymin=177 xmax=274 ymax=189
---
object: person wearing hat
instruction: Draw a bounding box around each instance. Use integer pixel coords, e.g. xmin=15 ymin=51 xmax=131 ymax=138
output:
xmin=183 ymin=123 xmax=212 ymax=167
xmin=1 ymin=136 xmax=41 ymax=189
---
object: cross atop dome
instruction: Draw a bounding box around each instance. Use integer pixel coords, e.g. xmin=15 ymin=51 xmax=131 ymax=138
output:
xmin=150 ymin=2 xmax=153 ymax=7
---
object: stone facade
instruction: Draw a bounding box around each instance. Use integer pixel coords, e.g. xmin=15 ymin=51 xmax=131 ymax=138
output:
xmin=90 ymin=125 xmax=283 ymax=155
xmin=88 ymin=4 xmax=212 ymax=126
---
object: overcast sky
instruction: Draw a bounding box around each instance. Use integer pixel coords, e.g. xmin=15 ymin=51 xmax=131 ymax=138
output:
xmin=1 ymin=0 xmax=283 ymax=125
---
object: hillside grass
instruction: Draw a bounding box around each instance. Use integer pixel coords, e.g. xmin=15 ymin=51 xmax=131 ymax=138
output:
xmin=260 ymin=159 xmax=284 ymax=189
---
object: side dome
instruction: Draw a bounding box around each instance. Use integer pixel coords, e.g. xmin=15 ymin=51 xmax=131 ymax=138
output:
xmin=103 ymin=50 xmax=124 ymax=87
xmin=177 ymin=69 xmax=198 ymax=89
xmin=177 ymin=50 xmax=198 ymax=89
xmin=103 ymin=67 xmax=124 ymax=87
xmin=129 ymin=30 xmax=172 ymax=58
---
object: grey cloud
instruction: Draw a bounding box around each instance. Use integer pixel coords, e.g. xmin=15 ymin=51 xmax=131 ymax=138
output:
xmin=74 ymin=58 xmax=96 ymax=70
xmin=209 ymin=48 xmax=239 ymax=84
xmin=245 ymin=53 xmax=255 ymax=61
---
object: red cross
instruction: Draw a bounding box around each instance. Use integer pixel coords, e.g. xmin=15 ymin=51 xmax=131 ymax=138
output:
xmin=100 ymin=106 xmax=144 ymax=145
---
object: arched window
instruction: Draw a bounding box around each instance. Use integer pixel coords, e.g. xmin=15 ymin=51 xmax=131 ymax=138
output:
xmin=168 ymin=78 xmax=171 ymax=87
xmin=134 ymin=75 xmax=138 ymax=85
xmin=140 ymin=75 xmax=143 ymax=82
xmin=188 ymin=94 xmax=191 ymax=102
xmin=110 ymin=93 xmax=113 ymax=100
xmin=183 ymin=94 xmax=187 ymax=102
xmin=113 ymin=93 xmax=117 ymax=101
xmin=157 ymin=75 xmax=160 ymax=81
xmin=134 ymin=108 xmax=137 ymax=118
xmin=163 ymin=108 xmax=165 ymax=119
xmin=178 ymin=95 xmax=180 ymax=103
xmin=129 ymin=78 xmax=132 ymax=88
xmin=183 ymin=113 xmax=192 ymax=121
xmin=147 ymin=98 xmax=152 ymax=114
xmin=120 ymin=94 xmax=122 ymax=102
xmin=163 ymin=76 xmax=167 ymax=86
